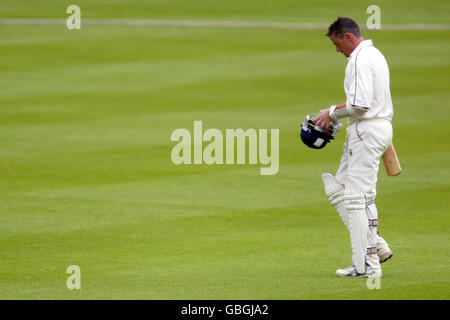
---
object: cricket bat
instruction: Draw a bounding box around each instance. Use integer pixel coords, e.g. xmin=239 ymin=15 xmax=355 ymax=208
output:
xmin=382 ymin=143 xmax=401 ymax=176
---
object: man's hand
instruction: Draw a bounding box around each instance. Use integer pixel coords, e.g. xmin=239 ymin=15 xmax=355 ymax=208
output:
xmin=313 ymin=109 xmax=332 ymax=133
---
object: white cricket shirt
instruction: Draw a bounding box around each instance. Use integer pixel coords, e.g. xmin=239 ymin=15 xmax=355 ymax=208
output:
xmin=344 ymin=39 xmax=394 ymax=123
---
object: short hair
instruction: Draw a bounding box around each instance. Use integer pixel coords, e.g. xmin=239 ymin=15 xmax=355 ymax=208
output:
xmin=326 ymin=17 xmax=361 ymax=38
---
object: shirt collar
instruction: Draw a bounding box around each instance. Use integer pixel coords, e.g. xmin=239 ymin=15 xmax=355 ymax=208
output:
xmin=348 ymin=39 xmax=373 ymax=60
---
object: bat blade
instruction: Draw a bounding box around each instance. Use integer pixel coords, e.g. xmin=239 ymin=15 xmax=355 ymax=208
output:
xmin=382 ymin=143 xmax=401 ymax=176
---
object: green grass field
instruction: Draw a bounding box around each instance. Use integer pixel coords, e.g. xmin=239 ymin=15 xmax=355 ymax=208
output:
xmin=0 ymin=1 xmax=449 ymax=299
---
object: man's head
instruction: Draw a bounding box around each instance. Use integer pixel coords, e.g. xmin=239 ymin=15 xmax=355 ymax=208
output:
xmin=327 ymin=17 xmax=363 ymax=57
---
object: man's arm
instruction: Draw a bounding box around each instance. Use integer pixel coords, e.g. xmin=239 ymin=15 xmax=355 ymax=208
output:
xmin=313 ymin=102 xmax=369 ymax=131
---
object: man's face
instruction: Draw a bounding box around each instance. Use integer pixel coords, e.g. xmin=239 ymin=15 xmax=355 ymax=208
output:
xmin=329 ymin=33 xmax=355 ymax=57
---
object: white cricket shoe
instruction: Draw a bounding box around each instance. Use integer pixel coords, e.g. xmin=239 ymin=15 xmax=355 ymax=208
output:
xmin=336 ymin=265 xmax=382 ymax=278
xmin=336 ymin=265 xmax=358 ymax=277
xmin=377 ymin=246 xmax=393 ymax=263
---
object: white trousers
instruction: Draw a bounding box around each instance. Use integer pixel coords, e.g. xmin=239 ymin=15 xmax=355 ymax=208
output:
xmin=335 ymin=118 xmax=392 ymax=268
xmin=335 ymin=119 xmax=392 ymax=200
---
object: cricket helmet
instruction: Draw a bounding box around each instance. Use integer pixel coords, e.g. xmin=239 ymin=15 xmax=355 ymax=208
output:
xmin=300 ymin=114 xmax=341 ymax=149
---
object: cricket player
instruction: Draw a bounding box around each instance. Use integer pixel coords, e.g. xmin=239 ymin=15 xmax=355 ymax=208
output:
xmin=314 ymin=17 xmax=394 ymax=278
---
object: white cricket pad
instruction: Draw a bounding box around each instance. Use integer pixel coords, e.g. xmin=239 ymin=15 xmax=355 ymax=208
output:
xmin=321 ymin=173 xmax=349 ymax=231
xmin=343 ymin=177 xmax=369 ymax=274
